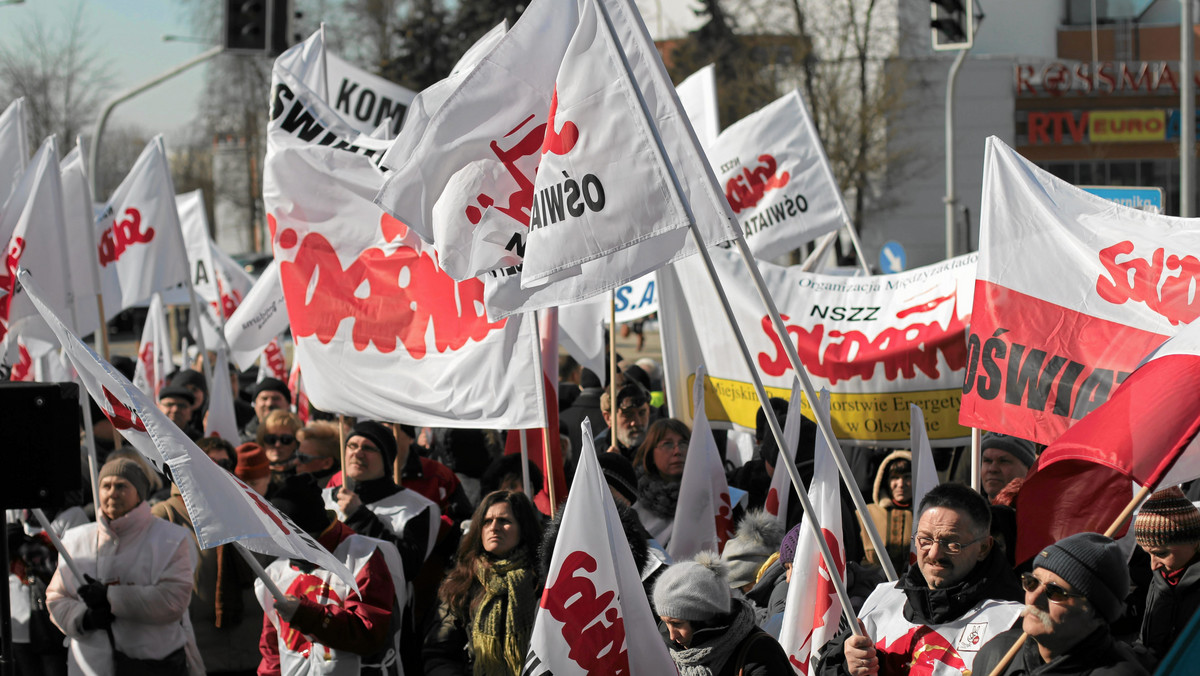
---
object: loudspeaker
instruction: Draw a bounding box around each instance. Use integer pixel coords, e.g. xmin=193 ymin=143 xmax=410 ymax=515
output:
xmin=0 ymin=382 xmax=82 ymax=509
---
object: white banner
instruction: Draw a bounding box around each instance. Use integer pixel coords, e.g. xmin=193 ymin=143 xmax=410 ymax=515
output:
xmin=205 ymin=347 xmax=240 ymax=442
xmin=59 ymin=144 xmax=106 ymax=338
xmin=675 ymin=64 xmax=718 ymax=148
xmin=132 ymin=293 xmax=172 ymax=399
xmin=224 ymin=260 xmax=288 ymax=369
xmin=612 ymin=273 xmax=657 ymax=324
xmin=326 ymin=53 xmax=416 ymax=139
xmin=0 ymin=98 xmax=28 ymax=206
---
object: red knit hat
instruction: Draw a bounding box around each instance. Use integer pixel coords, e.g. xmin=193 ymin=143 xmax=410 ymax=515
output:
xmin=236 ymin=442 xmax=270 ymax=481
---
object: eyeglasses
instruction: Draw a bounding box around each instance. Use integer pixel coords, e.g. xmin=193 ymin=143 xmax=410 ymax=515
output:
xmin=1020 ymin=573 xmax=1088 ymax=604
xmin=912 ymin=534 xmax=985 ymax=554
xmin=293 ymin=452 xmax=321 ymax=464
xmin=263 ymin=434 xmax=296 ymax=446
xmin=656 ymin=441 xmax=688 ymax=453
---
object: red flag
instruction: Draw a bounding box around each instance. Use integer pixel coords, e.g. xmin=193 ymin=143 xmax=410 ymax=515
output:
xmin=1015 ymin=325 xmax=1200 ymax=563
xmin=504 ymin=308 xmax=567 ymax=513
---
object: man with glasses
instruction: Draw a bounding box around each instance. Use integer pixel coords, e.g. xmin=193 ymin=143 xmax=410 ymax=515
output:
xmin=596 ymin=382 xmax=652 ymax=461
xmin=819 ymin=484 xmax=1023 ymax=676
xmin=974 ymin=532 xmax=1146 ymax=675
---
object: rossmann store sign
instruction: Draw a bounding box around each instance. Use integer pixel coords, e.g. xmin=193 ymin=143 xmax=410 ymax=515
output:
xmin=1015 ymin=60 xmax=1200 ymax=146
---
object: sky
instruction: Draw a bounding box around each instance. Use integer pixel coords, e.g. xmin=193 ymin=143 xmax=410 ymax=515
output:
xmin=0 ymin=0 xmax=211 ymax=147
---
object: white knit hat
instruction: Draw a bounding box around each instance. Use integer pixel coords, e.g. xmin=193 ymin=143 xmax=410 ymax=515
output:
xmin=652 ymin=551 xmax=732 ymax=621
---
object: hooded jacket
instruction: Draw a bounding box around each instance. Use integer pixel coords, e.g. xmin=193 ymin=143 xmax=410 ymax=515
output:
xmin=859 ymin=450 xmax=913 ymax=573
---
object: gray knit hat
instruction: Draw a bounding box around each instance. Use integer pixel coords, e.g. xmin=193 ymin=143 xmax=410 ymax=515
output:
xmin=98 ymin=457 xmax=151 ymax=501
xmin=721 ymin=510 xmax=784 ymax=589
xmin=1035 ymin=532 xmax=1129 ymax=623
xmin=981 ymin=433 xmax=1037 ymax=468
xmin=653 ymin=551 xmax=731 ymax=621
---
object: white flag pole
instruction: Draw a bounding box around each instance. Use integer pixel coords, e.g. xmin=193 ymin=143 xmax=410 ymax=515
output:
xmin=799 ymin=231 xmax=838 ymax=272
xmin=519 ymin=430 xmax=533 ymax=499
xmin=234 ymin=542 xmax=285 ymax=602
xmin=31 ymin=509 xmax=86 ymax=583
xmin=591 ymin=0 xmax=861 ymax=631
xmin=971 ymin=427 xmax=982 ymax=493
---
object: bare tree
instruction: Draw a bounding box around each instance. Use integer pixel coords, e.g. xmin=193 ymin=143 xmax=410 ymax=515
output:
xmin=0 ymin=0 xmax=114 ymax=144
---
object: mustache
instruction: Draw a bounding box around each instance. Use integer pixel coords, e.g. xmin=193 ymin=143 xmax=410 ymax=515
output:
xmin=1021 ymin=604 xmax=1054 ymax=625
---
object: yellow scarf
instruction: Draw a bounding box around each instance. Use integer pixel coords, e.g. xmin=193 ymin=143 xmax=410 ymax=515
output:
xmin=470 ymin=552 xmax=537 ymax=676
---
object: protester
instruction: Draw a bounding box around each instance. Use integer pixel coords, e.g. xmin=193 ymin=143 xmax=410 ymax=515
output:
xmin=595 ymin=381 xmax=652 ymax=460
xmin=235 ymin=442 xmax=271 ymax=496
xmin=559 ymin=368 xmax=607 ymax=456
xmin=256 ymin=475 xmax=404 ymax=675
xmin=819 ymin=483 xmax=1023 ymax=676
xmin=293 ymin=420 xmax=341 ymax=483
xmin=653 ymin=551 xmax=791 ymax=675
xmin=169 ymin=368 xmax=208 ymax=434
xmin=632 ymin=418 xmax=691 ymax=547
xmin=46 ymin=457 xmax=202 ymax=675
xmin=974 ymin=532 xmax=1147 ymax=675
xmin=1133 ymin=486 xmax=1200 ymax=666
xmin=423 ymin=491 xmax=542 ymax=676
xmin=860 ymin=450 xmax=913 ymax=574
xmin=157 ymin=383 xmax=199 ymax=439
xmin=391 ymin=422 xmax=473 ymax=526
xmin=242 ymin=377 xmax=291 ymax=442
xmin=979 ymin=432 xmax=1036 ymax=502
xmin=721 ymin=510 xmax=784 ymax=594
xmin=557 ymin=353 xmax=582 ymax=410
xmin=256 ymin=409 xmax=303 ymax=488
xmin=153 ymin=437 xmax=263 ymax=675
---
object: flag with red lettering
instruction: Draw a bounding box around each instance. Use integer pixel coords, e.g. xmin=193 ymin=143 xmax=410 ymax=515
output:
xmin=764 ymin=379 xmax=807 ymax=526
xmin=376 ymin=0 xmax=737 ymax=320
xmin=259 ymin=335 xmax=288 ymax=382
xmin=1014 ymin=318 xmax=1200 ymax=563
xmin=205 ymin=346 xmax=240 ymax=442
xmin=523 ymin=419 xmax=679 ymax=675
xmin=705 ymin=90 xmax=846 ymax=257
xmin=94 ymin=137 xmax=190 ymax=316
xmin=960 ymin=136 xmax=1200 ymax=445
xmin=780 ymin=394 xmax=845 ymax=674
xmin=17 ymin=268 xmax=358 ymax=587
xmin=668 ymin=365 xmax=736 ymax=560
xmin=60 ymin=143 xmax=108 ymax=338
xmin=0 ymin=98 xmax=28 ymax=206
xmin=504 ymin=308 xmax=568 ymax=511
xmin=225 ymin=260 xmax=289 ymax=370
xmin=0 ymin=136 xmax=70 ymax=354
xmin=265 ymin=30 xmax=546 ymax=427
xmin=132 ymin=293 xmax=172 ymax=399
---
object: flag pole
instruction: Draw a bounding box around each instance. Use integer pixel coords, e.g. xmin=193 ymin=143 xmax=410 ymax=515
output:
xmin=31 ymin=509 xmax=85 ymax=583
xmin=338 ymin=415 xmax=351 ymax=493
xmin=542 ymin=426 xmax=557 ymax=516
xmin=532 ymin=309 xmax=558 ymax=515
xmin=987 ymin=482 xmax=1156 ymax=676
xmin=971 ymin=427 xmax=982 ymax=493
xmin=234 ymin=542 xmax=285 ymax=602
xmin=590 ymin=0 xmax=862 ymax=628
xmin=518 ymin=431 xmax=533 ymax=500
xmin=800 ymin=231 xmax=838 ymax=272
xmin=731 ymin=235 xmax=899 ymax=582
xmin=608 ymin=290 xmax=618 ymax=452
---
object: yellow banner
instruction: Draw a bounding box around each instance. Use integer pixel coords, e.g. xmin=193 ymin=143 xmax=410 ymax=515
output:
xmin=691 ymin=374 xmax=970 ymax=442
xmin=1089 ymin=109 xmax=1166 ymax=143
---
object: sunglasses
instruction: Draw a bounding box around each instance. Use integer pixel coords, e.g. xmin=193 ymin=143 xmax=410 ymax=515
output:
xmin=1020 ymin=573 xmax=1087 ymax=604
xmin=263 ymin=434 xmax=296 ymax=446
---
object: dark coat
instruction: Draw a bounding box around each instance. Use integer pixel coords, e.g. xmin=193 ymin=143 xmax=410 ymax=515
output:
xmin=717 ymin=627 xmax=792 ymax=676
xmin=560 ymin=388 xmax=605 ymax=457
xmin=974 ymin=626 xmax=1148 ymax=676
xmin=1138 ymin=562 xmax=1200 ymax=665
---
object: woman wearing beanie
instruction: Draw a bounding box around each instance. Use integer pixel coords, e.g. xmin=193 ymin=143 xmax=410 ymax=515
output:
xmin=424 ymin=491 xmax=542 ymax=676
xmin=654 ymin=551 xmax=790 ymax=675
xmin=1134 ymin=486 xmax=1200 ymax=666
xmin=633 ymin=418 xmax=691 ymax=547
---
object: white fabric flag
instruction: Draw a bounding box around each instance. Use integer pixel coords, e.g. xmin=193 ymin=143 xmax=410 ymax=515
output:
xmin=265 ymin=30 xmax=546 ymax=427
xmin=0 ymin=137 xmax=70 ymax=352
xmin=326 ymin=52 xmax=416 ymax=138
xmin=132 ymin=293 xmax=172 ymax=399
xmin=779 ymin=394 xmax=845 ymax=674
xmin=675 ymin=64 xmax=719 ymax=148
xmin=907 ymin=403 xmax=940 ymax=564
xmin=204 ymin=346 xmax=241 ymax=442
xmin=668 ymin=364 xmax=736 ymax=560
xmin=224 ymin=259 xmax=289 ymax=368
xmin=764 ymin=379 xmax=807 ymax=526
xmin=705 ymin=90 xmax=847 ymax=257
xmin=558 ymin=296 xmax=606 ymax=378
xmin=259 ymin=335 xmax=289 ymax=382
xmin=179 ymin=190 xmax=219 ymax=303
xmin=0 ymin=98 xmax=28 ymax=206
xmin=523 ymin=419 xmax=679 ymax=675
xmin=60 ymin=144 xmax=107 ymax=338
xmin=94 ymin=137 xmax=190 ymax=316
xmin=18 ymin=269 xmax=358 ymax=588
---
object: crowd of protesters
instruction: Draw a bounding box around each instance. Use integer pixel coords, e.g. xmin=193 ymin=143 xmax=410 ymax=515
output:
xmin=7 ymin=349 xmax=1198 ymax=676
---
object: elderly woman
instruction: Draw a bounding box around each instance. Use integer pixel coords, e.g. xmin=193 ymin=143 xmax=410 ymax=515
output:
xmin=632 ymin=418 xmax=691 ymax=547
xmin=47 ymin=457 xmax=202 ymax=675
xmin=654 ymin=552 xmax=790 ymax=676
xmin=423 ymin=490 xmax=542 ymax=676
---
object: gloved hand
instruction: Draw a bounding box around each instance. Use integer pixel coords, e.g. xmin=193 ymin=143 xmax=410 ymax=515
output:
xmin=77 ymin=575 xmax=110 ymax=611
xmin=275 ymin=595 xmax=302 ymax=622
xmin=81 ymin=606 xmax=115 ymax=632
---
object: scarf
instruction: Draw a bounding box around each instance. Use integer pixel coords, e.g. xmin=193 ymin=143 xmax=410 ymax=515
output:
xmin=669 ymin=601 xmax=757 ymax=676
xmin=471 ymin=552 xmax=538 ymax=676
xmin=638 ymin=470 xmax=682 ymax=519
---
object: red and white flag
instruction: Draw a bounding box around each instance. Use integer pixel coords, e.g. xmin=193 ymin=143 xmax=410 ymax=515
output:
xmin=780 ymin=394 xmax=845 ymax=674
xmin=287 ymin=358 xmax=311 ymax=425
xmin=94 ymin=137 xmax=190 ymax=316
xmin=669 ymin=364 xmax=736 ymax=560
xmin=225 ymin=260 xmax=289 ymax=369
xmin=705 ymin=90 xmax=846 ymax=257
xmin=131 ymin=293 xmax=172 ymax=399
xmin=523 ymin=419 xmax=679 ymax=675
xmin=18 ymin=268 xmax=358 ymax=587
xmin=764 ymin=380 xmax=809 ymax=526
xmin=259 ymin=335 xmax=289 ymax=382
xmin=504 ymin=308 xmax=568 ymax=511
xmin=265 ymin=30 xmax=546 ymax=427
xmin=204 ymin=346 xmax=241 ymax=442
xmin=0 ymin=98 xmax=28 ymax=206
xmin=1015 ymin=317 xmax=1200 ymax=562
xmin=961 ymin=136 xmax=1200 ymax=445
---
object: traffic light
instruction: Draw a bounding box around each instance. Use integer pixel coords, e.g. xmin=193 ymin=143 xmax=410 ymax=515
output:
xmin=931 ymin=0 xmax=974 ymax=51
xmin=224 ymin=0 xmax=294 ymax=56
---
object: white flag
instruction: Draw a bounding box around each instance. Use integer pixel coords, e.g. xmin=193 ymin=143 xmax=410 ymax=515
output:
xmin=764 ymin=379 xmax=807 ymax=526
xmin=779 ymin=394 xmax=845 ymax=674
xmin=523 ymin=419 xmax=679 ymax=675
xmin=706 ymin=90 xmax=847 ymax=257
xmin=265 ymin=30 xmax=547 ymax=427
xmin=259 ymin=335 xmax=289 ymax=382
xmin=0 ymin=98 xmax=28 ymax=206
xmin=676 ymin=64 xmax=719 ymax=148
xmin=132 ymin=293 xmax=172 ymax=399
xmin=326 ymin=52 xmax=416 ymax=138
xmin=204 ymin=346 xmax=241 ymax=442
xmin=18 ymin=268 xmax=358 ymax=588
xmin=224 ymin=259 xmax=289 ymax=368
xmin=558 ymin=296 xmax=606 ymax=377
xmin=179 ymin=190 xmax=218 ymax=303
xmin=668 ymin=364 xmax=736 ymax=560
xmin=60 ymin=143 xmax=108 ymax=338
xmin=907 ymin=403 xmax=940 ymax=563
xmin=94 ymin=137 xmax=190 ymax=316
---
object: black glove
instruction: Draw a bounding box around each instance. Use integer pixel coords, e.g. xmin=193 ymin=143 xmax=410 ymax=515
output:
xmin=80 ymin=606 xmax=115 ymax=632
xmin=77 ymin=575 xmax=110 ymax=612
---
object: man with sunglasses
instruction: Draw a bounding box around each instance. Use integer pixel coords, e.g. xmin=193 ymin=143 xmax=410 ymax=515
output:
xmin=974 ymin=532 xmax=1146 ymax=675
xmin=819 ymin=484 xmax=1023 ymax=676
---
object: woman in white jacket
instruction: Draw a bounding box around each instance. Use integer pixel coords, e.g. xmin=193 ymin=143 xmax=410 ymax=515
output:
xmin=47 ymin=457 xmax=202 ymax=676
